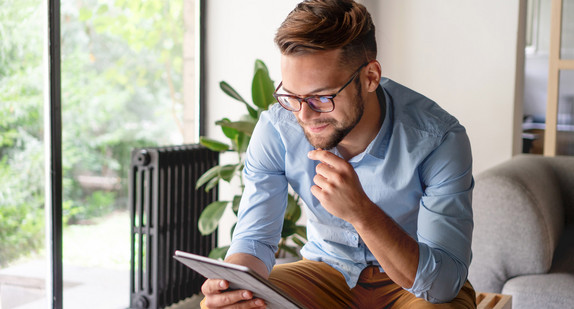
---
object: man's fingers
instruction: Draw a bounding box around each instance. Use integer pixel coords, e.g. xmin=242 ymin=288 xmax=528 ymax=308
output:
xmin=315 ymin=162 xmax=333 ymax=176
xmin=206 ymin=290 xmax=252 ymax=306
xmin=316 ymin=162 xmax=348 ymax=185
xmin=308 ymin=149 xmax=341 ymax=166
xmin=313 ymin=173 xmax=332 ymax=191
xmin=201 ymin=279 xmax=268 ymax=308
xmin=310 ymin=184 xmax=323 ymax=198
xmin=201 ymin=279 xmax=228 ymax=295
xmin=203 ymin=288 xmax=266 ymax=308
xmin=309 ymin=150 xmax=353 ymax=178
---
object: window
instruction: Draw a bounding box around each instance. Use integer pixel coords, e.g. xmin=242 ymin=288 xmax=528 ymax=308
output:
xmin=0 ymin=1 xmax=202 ymax=308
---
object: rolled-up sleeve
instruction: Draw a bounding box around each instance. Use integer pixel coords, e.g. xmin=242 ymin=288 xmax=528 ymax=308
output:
xmin=226 ymin=111 xmax=288 ymax=273
xmin=406 ymin=126 xmax=474 ymax=303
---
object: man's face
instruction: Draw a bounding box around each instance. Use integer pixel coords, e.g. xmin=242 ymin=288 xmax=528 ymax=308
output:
xmin=279 ymin=50 xmax=365 ymax=150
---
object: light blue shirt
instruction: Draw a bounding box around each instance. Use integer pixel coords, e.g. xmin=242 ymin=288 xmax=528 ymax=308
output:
xmin=227 ymin=78 xmax=474 ymax=303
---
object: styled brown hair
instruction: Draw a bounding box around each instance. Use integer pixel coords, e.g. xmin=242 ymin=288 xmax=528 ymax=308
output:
xmin=275 ymin=0 xmax=376 ymax=68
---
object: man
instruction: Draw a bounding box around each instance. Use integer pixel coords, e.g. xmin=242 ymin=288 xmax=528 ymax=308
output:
xmin=202 ymin=0 xmax=475 ymax=308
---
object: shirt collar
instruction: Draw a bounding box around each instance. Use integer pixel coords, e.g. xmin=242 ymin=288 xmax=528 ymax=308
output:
xmin=346 ymin=80 xmax=393 ymax=162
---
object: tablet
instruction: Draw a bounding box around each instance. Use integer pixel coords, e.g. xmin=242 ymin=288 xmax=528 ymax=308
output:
xmin=173 ymin=250 xmax=307 ymax=309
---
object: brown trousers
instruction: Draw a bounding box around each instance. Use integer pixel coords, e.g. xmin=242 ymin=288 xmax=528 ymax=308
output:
xmin=267 ymin=259 xmax=476 ymax=309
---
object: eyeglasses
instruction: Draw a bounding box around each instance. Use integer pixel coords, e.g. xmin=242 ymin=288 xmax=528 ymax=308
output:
xmin=272 ymin=62 xmax=368 ymax=113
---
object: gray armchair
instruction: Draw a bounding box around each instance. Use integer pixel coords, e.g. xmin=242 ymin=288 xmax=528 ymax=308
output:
xmin=468 ymin=154 xmax=574 ymax=308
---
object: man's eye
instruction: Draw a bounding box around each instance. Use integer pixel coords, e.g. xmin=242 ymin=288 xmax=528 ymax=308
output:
xmin=308 ymin=97 xmax=329 ymax=105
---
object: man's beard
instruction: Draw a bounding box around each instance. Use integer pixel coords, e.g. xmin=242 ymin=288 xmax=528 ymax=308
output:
xmin=299 ymin=83 xmax=365 ymax=150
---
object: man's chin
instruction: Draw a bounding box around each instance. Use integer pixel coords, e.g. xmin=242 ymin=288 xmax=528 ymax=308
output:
xmin=304 ymin=132 xmax=336 ymax=150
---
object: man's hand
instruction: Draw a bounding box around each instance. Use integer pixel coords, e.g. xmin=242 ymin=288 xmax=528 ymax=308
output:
xmin=201 ymin=253 xmax=269 ymax=308
xmin=308 ymin=149 xmax=419 ymax=289
xmin=307 ymin=149 xmax=375 ymax=224
xmin=201 ymin=279 xmax=266 ymax=309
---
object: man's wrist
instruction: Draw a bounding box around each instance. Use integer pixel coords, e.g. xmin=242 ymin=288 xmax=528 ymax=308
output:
xmin=225 ymin=253 xmax=270 ymax=278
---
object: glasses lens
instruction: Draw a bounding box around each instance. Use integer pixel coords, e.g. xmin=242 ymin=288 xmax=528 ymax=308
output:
xmin=277 ymin=96 xmax=301 ymax=111
xmin=306 ymin=96 xmax=334 ymax=112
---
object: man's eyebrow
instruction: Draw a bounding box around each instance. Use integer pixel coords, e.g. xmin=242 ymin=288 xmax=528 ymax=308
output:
xmin=281 ymin=84 xmax=337 ymax=96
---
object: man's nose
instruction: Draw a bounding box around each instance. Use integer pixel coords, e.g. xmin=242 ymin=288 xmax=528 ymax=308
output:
xmin=297 ymin=100 xmax=321 ymax=122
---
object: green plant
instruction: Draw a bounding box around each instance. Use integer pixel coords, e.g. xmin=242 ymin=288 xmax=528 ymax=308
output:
xmin=196 ymin=59 xmax=306 ymax=260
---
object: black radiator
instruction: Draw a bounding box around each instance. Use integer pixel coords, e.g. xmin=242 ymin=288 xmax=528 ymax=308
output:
xmin=129 ymin=144 xmax=218 ymax=308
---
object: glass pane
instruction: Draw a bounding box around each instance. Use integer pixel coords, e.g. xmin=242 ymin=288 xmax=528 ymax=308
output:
xmin=562 ymin=0 xmax=574 ymax=59
xmin=522 ymin=52 xmax=548 ymax=154
xmin=0 ymin=0 xmax=47 ymax=308
xmin=557 ymin=69 xmax=574 ymax=155
xmin=59 ymin=0 xmax=191 ymax=307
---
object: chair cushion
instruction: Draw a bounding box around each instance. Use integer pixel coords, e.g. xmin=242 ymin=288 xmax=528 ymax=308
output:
xmin=502 ymin=273 xmax=574 ymax=309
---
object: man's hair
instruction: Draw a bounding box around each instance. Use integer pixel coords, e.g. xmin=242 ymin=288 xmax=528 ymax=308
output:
xmin=275 ymin=0 xmax=377 ymax=68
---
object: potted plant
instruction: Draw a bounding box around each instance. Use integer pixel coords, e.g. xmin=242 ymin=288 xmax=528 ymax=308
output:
xmin=196 ymin=59 xmax=306 ymax=260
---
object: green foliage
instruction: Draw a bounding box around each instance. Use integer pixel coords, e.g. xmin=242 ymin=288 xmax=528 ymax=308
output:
xmin=0 ymin=156 xmax=45 ymax=266
xmin=63 ymin=191 xmax=117 ymax=225
xmin=0 ymin=0 xmax=49 ymax=266
xmin=197 ymin=60 xmax=306 ymax=260
xmin=1 ymin=0 xmax=186 ymax=266
xmin=198 ymin=201 xmax=229 ymax=235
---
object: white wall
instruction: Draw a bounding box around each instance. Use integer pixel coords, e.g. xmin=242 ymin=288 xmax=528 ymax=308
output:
xmin=365 ymin=0 xmax=526 ymax=173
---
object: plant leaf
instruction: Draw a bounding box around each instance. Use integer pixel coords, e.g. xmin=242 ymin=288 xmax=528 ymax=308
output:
xmin=220 ymin=81 xmax=258 ymax=119
xmin=230 ymin=222 xmax=237 ymax=239
xmin=218 ymin=117 xmax=238 ymax=140
xmin=281 ymin=219 xmax=297 ymax=238
xmin=246 ymin=105 xmax=259 ymax=120
xmin=284 ymin=194 xmax=301 ymax=222
xmin=254 ymin=59 xmax=270 ymax=76
xmin=251 ymin=68 xmax=275 ymax=110
xmin=219 ymin=164 xmax=238 ymax=182
xmin=199 ymin=136 xmax=229 ymax=152
xmin=235 ymin=132 xmax=250 ymax=154
xmin=195 ymin=165 xmax=221 ymax=189
xmin=220 ymin=81 xmax=247 ymax=103
xmin=205 ymin=176 xmax=221 ymax=192
xmin=232 ymin=195 xmax=242 ymax=215
xmin=198 ymin=201 xmax=229 ymax=235
xmin=208 ymin=245 xmax=230 ymax=260
xmin=216 ymin=120 xmax=256 ymax=136
xmin=292 ymin=235 xmax=306 ymax=247
xmin=295 ymin=225 xmax=307 ymax=240
xmin=277 ymin=244 xmax=299 ymax=258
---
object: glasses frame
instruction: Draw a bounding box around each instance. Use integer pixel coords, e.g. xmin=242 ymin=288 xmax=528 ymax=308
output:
xmin=273 ymin=62 xmax=369 ymax=113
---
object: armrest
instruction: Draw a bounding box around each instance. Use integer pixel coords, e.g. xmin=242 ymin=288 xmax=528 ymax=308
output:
xmin=468 ymin=155 xmax=564 ymax=293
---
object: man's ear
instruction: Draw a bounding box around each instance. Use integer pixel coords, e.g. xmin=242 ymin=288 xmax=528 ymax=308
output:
xmin=365 ymin=60 xmax=382 ymax=92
